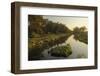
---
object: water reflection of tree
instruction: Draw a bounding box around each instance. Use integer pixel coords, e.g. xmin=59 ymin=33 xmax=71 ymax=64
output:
xmin=28 ymin=15 xmax=88 ymax=60
xmin=28 ymin=15 xmax=72 ymax=60
xmin=73 ymin=26 xmax=88 ymax=44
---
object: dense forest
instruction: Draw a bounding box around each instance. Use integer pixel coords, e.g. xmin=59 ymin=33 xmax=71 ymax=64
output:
xmin=28 ymin=15 xmax=88 ymax=60
xmin=28 ymin=15 xmax=71 ymax=37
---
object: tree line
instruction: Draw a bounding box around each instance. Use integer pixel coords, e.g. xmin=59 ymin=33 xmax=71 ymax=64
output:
xmin=28 ymin=15 xmax=71 ymax=37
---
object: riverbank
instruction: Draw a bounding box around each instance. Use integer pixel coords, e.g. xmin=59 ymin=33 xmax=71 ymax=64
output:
xmin=28 ymin=33 xmax=71 ymax=60
xmin=73 ymin=32 xmax=88 ymax=44
xmin=49 ymin=44 xmax=72 ymax=57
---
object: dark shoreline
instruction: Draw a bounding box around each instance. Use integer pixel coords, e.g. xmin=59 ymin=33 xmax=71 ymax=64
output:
xmin=28 ymin=33 xmax=71 ymax=60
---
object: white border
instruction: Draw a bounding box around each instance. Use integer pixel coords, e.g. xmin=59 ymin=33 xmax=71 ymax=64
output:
xmin=20 ymin=6 xmax=95 ymax=70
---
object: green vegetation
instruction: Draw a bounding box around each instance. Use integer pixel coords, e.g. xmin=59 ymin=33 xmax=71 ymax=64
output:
xmin=28 ymin=15 xmax=72 ymax=60
xmin=28 ymin=15 xmax=72 ymax=37
xmin=28 ymin=34 xmax=70 ymax=60
xmin=49 ymin=44 xmax=72 ymax=57
xmin=73 ymin=26 xmax=88 ymax=44
xmin=28 ymin=15 xmax=88 ymax=60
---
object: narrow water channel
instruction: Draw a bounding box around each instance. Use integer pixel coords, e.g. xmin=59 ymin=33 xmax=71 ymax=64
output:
xmin=41 ymin=35 xmax=88 ymax=60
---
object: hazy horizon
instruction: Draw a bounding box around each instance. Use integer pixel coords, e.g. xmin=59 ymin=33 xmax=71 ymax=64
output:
xmin=43 ymin=15 xmax=88 ymax=31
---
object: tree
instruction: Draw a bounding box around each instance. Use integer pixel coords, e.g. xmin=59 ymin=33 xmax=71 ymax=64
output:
xmin=28 ymin=15 xmax=72 ymax=36
xmin=73 ymin=27 xmax=80 ymax=34
xmin=28 ymin=15 xmax=45 ymax=34
xmin=45 ymin=21 xmax=71 ymax=34
xmin=80 ymin=26 xmax=87 ymax=32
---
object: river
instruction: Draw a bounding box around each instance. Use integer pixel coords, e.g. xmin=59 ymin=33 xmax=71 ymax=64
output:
xmin=41 ymin=35 xmax=88 ymax=60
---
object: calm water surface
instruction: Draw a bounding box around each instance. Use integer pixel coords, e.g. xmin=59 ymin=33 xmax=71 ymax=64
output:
xmin=42 ymin=35 xmax=88 ymax=59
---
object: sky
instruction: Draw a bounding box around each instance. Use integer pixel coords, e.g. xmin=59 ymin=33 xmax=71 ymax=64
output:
xmin=43 ymin=15 xmax=88 ymax=31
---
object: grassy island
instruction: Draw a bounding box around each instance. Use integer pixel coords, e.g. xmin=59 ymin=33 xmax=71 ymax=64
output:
xmin=28 ymin=15 xmax=88 ymax=60
xmin=49 ymin=44 xmax=72 ymax=57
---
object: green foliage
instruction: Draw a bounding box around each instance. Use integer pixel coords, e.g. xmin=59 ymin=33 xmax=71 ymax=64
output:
xmin=28 ymin=32 xmax=40 ymax=38
xmin=28 ymin=15 xmax=88 ymax=60
xmin=73 ymin=26 xmax=88 ymax=44
xmin=28 ymin=34 xmax=70 ymax=60
xmin=73 ymin=26 xmax=87 ymax=34
xmin=49 ymin=44 xmax=72 ymax=57
xmin=45 ymin=21 xmax=71 ymax=34
xmin=28 ymin=15 xmax=45 ymax=34
xmin=28 ymin=15 xmax=72 ymax=36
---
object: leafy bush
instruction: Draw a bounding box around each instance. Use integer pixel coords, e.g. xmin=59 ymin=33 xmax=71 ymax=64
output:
xmin=49 ymin=44 xmax=72 ymax=57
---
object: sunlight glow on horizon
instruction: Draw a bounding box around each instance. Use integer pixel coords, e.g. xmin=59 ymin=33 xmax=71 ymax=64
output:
xmin=43 ymin=16 xmax=88 ymax=31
